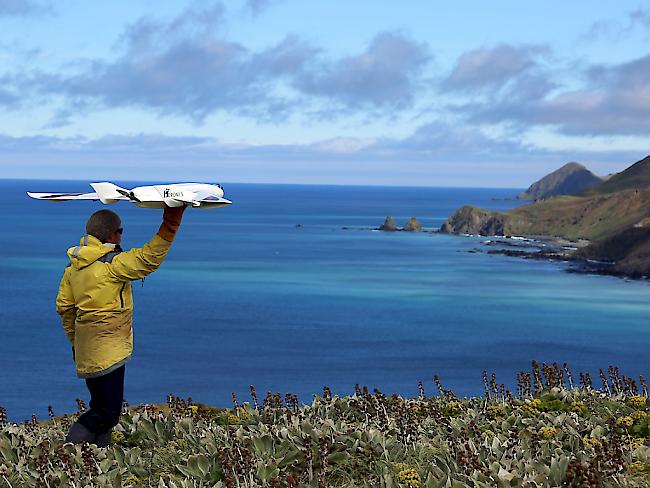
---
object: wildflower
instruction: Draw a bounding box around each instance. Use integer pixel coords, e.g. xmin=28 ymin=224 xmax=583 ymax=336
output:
xmin=631 ymin=410 xmax=648 ymax=421
xmin=227 ymin=414 xmax=240 ymax=425
xmin=569 ymin=401 xmax=587 ymax=415
xmin=538 ymin=426 xmax=557 ymax=439
xmin=628 ymin=461 xmax=647 ymax=473
xmin=396 ymin=467 xmax=421 ymax=487
xmin=487 ymin=404 xmax=506 ymax=419
xmin=530 ymin=399 xmax=542 ymax=408
xmin=482 ymin=429 xmax=495 ymax=438
xmin=616 ymin=416 xmax=634 ymax=428
xmin=111 ymin=431 xmax=125 ymax=444
xmin=583 ymin=436 xmax=600 ymax=448
xmin=521 ymin=404 xmax=536 ymax=415
xmin=448 ymin=401 xmax=461 ymax=415
xmin=170 ymin=438 xmax=189 ymax=450
xmin=628 ymin=396 xmax=647 ymax=408
xmin=630 ymin=437 xmax=645 ymax=450
xmin=125 ymin=475 xmax=140 ymax=486
xmin=236 ymin=408 xmax=251 ymax=420
xmin=190 ymin=405 xmax=199 ymax=416
xmin=393 ymin=462 xmax=409 ymax=472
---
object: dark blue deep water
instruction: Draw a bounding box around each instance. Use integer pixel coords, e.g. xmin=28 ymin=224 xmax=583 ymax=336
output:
xmin=1 ymin=180 xmax=648 ymax=421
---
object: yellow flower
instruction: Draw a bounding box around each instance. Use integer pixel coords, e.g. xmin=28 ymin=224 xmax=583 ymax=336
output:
xmin=583 ymin=436 xmax=600 ymax=448
xmin=630 ymin=437 xmax=645 ymax=450
xmin=570 ymin=401 xmax=587 ymax=414
xmin=227 ymin=414 xmax=240 ymax=425
xmin=111 ymin=431 xmax=126 ymax=444
xmin=530 ymin=399 xmax=542 ymax=407
xmin=521 ymin=404 xmax=536 ymax=415
xmin=628 ymin=461 xmax=647 ymax=473
xmin=189 ymin=405 xmax=199 ymax=416
xmin=236 ymin=408 xmax=251 ymax=420
xmin=483 ymin=429 xmax=495 ymax=438
xmin=632 ymin=410 xmax=648 ymax=421
xmin=396 ymin=468 xmax=421 ymax=487
xmin=628 ymin=396 xmax=647 ymax=408
xmin=448 ymin=401 xmax=461 ymax=414
xmin=125 ymin=475 xmax=140 ymax=486
xmin=487 ymin=404 xmax=506 ymax=419
xmin=616 ymin=416 xmax=634 ymax=428
xmin=538 ymin=426 xmax=557 ymax=439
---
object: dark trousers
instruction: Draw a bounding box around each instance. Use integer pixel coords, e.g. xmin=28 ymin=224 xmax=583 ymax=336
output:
xmin=77 ymin=365 xmax=124 ymax=434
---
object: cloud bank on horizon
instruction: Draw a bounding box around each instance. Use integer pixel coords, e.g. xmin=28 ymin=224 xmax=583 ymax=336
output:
xmin=1 ymin=0 xmax=649 ymax=186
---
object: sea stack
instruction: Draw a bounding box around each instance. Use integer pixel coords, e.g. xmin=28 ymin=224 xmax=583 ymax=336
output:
xmin=379 ymin=216 xmax=397 ymax=231
xmin=403 ymin=217 xmax=422 ymax=232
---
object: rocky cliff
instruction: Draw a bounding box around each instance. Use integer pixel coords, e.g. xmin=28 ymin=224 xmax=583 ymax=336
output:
xmin=440 ymin=206 xmax=506 ymax=235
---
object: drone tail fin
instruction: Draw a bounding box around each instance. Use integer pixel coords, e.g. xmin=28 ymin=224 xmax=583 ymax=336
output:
xmin=90 ymin=182 xmax=129 ymax=204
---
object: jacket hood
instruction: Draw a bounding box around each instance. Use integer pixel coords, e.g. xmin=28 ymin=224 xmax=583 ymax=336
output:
xmin=67 ymin=235 xmax=115 ymax=270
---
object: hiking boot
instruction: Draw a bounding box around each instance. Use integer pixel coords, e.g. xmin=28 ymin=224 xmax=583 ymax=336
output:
xmin=65 ymin=421 xmax=96 ymax=444
xmin=95 ymin=429 xmax=112 ymax=448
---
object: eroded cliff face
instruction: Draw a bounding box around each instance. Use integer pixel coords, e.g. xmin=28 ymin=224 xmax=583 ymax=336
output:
xmin=440 ymin=206 xmax=507 ymax=236
xmin=575 ymin=227 xmax=650 ymax=277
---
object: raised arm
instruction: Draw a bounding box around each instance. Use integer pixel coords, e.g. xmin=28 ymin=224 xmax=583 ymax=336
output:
xmin=55 ymin=267 xmax=77 ymax=344
xmin=107 ymin=206 xmax=185 ymax=282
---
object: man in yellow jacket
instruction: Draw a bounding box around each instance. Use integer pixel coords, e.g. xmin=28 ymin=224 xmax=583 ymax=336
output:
xmin=56 ymin=205 xmax=185 ymax=446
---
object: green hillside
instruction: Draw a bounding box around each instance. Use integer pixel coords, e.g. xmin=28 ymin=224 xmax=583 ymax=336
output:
xmin=506 ymin=188 xmax=650 ymax=241
xmin=584 ymin=155 xmax=650 ymax=195
xmin=442 ymin=188 xmax=650 ymax=241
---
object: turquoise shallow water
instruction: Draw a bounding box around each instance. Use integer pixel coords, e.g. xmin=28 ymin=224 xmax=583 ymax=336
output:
xmin=0 ymin=180 xmax=648 ymax=421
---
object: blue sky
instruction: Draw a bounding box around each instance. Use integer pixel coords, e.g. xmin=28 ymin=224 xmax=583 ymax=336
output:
xmin=1 ymin=0 xmax=650 ymax=186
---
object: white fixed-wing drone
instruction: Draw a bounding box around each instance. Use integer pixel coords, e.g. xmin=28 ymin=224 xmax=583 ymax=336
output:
xmin=27 ymin=182 xmax=232 ymax=209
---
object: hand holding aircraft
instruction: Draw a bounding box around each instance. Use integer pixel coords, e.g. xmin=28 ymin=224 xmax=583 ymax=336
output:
xmin=27 ymin=182 xmax=232 ymax=209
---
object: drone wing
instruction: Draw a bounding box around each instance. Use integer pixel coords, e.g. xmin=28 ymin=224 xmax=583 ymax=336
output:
xmin=171 ymin=190 xmax=232 ymax=208
xmin=27 ymin=192 xmax=101 ymax=201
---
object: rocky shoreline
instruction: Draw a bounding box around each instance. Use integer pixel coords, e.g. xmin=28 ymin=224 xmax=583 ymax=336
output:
xmin=467 ymin=235 xmax=648 ymax=280
xmin=350 ymin=214 xmax=648 ymax=280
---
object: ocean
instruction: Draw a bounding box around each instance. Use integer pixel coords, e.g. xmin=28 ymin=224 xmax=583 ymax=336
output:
xmin=1 ymin=180 xmax=648 ymax=421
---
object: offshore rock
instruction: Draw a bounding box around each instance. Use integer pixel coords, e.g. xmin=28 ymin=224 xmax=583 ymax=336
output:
xmin=440 ymin=206 xmax=506 ymax=236
xmin=379 ymin=216 xmax=397 ymax=231
xmin=404 ymin=217 xmax=422 ymax=232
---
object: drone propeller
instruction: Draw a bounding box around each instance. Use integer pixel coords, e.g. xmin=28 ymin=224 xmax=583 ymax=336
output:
xmin=116 ymin=189 xmax=141 ymax=202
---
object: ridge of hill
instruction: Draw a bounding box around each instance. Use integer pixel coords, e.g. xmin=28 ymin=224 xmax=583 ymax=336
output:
xmin=517 ymin=162 xmax=603 ymax=200
xmin=583 ymin=154 xmax=650 ymax=195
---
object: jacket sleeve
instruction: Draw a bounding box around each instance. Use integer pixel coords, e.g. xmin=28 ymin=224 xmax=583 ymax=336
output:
xmin=55 ymin=267 xmax=77 ymax=344
xmin=107 ymin=234 xmax=174 ymax=282
xmin=107 ymin=208 xmax=184 ymax=282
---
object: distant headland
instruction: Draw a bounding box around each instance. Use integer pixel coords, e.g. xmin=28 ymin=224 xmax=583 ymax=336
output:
xmin=441 ymin=155 xmax=650 ymax=279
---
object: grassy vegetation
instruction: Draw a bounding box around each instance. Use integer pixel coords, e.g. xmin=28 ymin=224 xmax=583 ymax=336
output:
xmin=583 ymin=156 xmax=650 ymax=196
xmin=505 ymin=189 xmax=650 ymax=241
xmin=1 ymin=363 xmax=649 ymax=487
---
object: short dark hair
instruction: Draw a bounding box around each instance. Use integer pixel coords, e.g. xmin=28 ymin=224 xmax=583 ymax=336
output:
xmin=86 ymin=210 xmax=121 ymax=242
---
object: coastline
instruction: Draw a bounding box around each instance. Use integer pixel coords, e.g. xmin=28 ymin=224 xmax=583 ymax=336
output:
xmin=468 ymin=234 xmax=649 ymax=280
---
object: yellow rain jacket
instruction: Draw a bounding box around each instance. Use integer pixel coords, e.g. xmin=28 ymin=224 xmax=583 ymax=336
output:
xmin=56 ymin=217 xmax=180 ymax=378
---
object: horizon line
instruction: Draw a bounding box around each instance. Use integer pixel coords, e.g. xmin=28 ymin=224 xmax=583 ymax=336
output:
xmin=0 ymin=177 xmax=525 ymax=192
